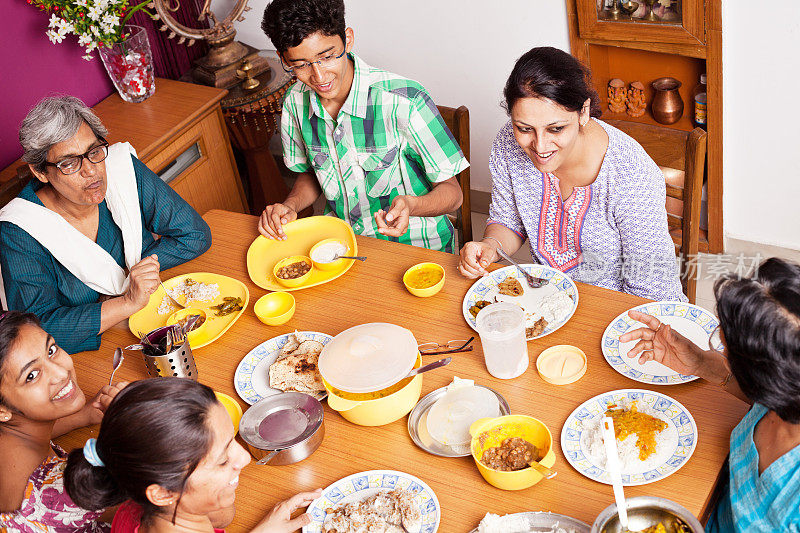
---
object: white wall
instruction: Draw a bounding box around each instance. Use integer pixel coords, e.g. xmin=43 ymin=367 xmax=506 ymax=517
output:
xmin=220 ymin=0 xmax=570 ymax=193
xmin=722 ymin=2 xmax=800 ymax=250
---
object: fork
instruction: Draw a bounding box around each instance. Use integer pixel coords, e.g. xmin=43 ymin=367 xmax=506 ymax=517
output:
xmin=494 ymin=248 xmax=548 ymax=288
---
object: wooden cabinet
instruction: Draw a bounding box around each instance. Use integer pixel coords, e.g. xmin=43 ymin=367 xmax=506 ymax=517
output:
xmin=0 ymin=78 xmax=247 ymax=215
xmin=567 ymin=0 xmax=723 ymax=253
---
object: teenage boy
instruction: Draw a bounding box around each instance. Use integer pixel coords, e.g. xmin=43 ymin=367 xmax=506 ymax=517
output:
xmin=258 ymin=0 xmax=468 ymax=252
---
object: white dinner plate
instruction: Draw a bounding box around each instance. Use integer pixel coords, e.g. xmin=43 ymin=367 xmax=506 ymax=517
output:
xmin=602 ymin=301 xmax=721 ymax=385
xmin=462 ymin=264 xmax=579 ymax=340
xmin=303 ymin=470 xmax=440 ymax=533
xmin=561 ymin=389 xmax=698 ymax=486
xmin=233 ymin=331 xmax=333 ymax=405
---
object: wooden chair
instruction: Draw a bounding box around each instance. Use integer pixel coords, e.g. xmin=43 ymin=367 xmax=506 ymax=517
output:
xmin=437 ymin=105 xmax=472 ymax=249
xmin=606 ymin=120 xmax=707 ymax=303
xmin=0 ymin=165 xmax=32 ymax=209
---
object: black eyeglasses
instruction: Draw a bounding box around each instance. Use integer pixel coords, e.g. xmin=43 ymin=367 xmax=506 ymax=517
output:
xmin=280 ymin=49 xmax=347 ymax=74
xmin=418 ymin=337 xmax=475 ymax=356
xmin=44 ymin=139 xmax=109 ymax=175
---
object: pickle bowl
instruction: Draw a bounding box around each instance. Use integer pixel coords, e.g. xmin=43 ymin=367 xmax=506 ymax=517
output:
xmin=254 ymin=292 xmax=296 ymax=326
xmin=272 ymin=255 xmax=313 ymax=288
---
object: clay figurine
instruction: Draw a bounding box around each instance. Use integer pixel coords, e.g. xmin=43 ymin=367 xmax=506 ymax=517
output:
xmin=608 ymin=78 xmax=627 ymax=113
xmin=626 ymin=80 xmax=646 ymax=117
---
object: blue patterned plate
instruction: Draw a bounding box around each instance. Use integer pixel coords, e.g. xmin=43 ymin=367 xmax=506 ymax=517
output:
xmin=602 ymin=302 xmax=721 ymax=385
xmin=462 ymin=264 xmax=579 ymax=339
xmin=561 ymin=389 xmax=698 ymax=486
xmin=303 ymin=470 xmax=440 ymax=533
xmin=233 ymin=331 xmax=333 ymax=405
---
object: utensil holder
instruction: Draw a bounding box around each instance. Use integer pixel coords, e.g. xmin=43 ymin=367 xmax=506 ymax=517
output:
xmin=141 ymin=326 xmax=198 ymax=380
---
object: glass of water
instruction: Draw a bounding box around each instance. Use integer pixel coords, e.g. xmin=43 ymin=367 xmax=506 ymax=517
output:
xmin=475 ymin=302 xmax=528 ymax=379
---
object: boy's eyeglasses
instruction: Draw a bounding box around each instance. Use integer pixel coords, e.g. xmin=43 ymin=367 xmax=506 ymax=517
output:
xmin=280 ymin=49 xmax=347 ymax=74
xmin=418 ymin=337 xmax=475 ymax=356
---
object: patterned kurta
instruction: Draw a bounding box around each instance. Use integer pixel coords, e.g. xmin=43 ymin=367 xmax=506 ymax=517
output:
xmin=487 ymin=119 xmax=686 ymax=302
xmin=706 ymin=403 xmax=800 ymax=532
xmin=0 ymin=444 xmax=109 ymax=533
xmin=281 ymin=53 xmax=469 ymax=252
xmin=0 ymin=155 xmax=212 ymax=353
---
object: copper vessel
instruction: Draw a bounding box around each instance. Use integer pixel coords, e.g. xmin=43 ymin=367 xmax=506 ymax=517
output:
xmin=651 ymin=77 xmax=684 ymax=125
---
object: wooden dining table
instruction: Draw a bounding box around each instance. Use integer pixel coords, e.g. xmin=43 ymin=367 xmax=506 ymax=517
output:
xmin=56 ymin=209 xmax=749 ymax=532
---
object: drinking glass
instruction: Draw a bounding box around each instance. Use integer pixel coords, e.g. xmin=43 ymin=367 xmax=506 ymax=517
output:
xmin=475 ymin=303 xmax=528 ymax=379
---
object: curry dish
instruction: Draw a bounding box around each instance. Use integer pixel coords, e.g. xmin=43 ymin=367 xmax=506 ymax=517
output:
xmin=480 ymin=437 xmax=542 ymax=472
xmin=276 ymin=260 xmax=311 ymax=279
xmin=605 ymin=402 xmax=667 ymax=461
xmin=406 ymin=267 xmax=443 ymax=289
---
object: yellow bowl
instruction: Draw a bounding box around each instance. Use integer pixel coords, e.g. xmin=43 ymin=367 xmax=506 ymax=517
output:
xmin=324 ymin=353 xmax=423 ymax=426
xmin=469 ymin=415 xmax=556 ymax=491
xmin=402 ymin=262 xmax=445 ymax=297
xmin=254 ymin=292 xmax=296 ymax=326
xmin=272 ymin=255 xmax=313 ymax=288
xmin=309 ymin=238 xmax=350 ymax=271
xmin=166 ymin=308 xmax=209 ymax=347
xmin=215 ymin=392 xmax=243 ymax=433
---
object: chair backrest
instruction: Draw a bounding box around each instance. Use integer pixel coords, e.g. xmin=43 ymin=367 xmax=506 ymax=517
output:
xmin=436 ymin=105 xmax=472 ymax=248
xmin=0 ymin=164 xmax=32 ymax=209
xmin=605 ymin=120 xmax=707 ymax=303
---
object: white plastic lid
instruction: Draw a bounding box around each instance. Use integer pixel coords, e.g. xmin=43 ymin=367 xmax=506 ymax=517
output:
xmin=426 ymin=385 xmax=500 ymax=446
xmin=318 ymin=323 xmax=418 ymax=393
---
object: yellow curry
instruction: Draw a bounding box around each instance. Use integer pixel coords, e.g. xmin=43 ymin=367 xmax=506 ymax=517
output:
xmin=605 ymin=401 xmax=667 ymax=461
xmin=406 ymin=267 xmax=443 ymax=289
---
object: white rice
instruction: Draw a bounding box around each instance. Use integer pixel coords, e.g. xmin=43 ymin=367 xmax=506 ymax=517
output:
xmin=477 ymin=513 xmax=578 ymax=533
xmin=156 ymin=279 xmax=220 ymax=315
xmin=487 ymin=282 xmax=573 ymax=329
xmin=581 ymin=399 xmax=678 ymax=474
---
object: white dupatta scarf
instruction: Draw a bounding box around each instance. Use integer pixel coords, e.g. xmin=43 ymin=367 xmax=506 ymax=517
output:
xmin=0 ymin=142 xmax=143 ymax=309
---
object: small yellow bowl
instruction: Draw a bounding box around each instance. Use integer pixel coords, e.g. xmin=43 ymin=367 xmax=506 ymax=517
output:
xmin=272 ymin=255 xmax=313 ymax=288
xmin=254 ymin=292 xmax=296 ymax=326
xmin=166 ymin=308 xmax=208 ymax=347
xmin=309 ymin=238 xmax=350 ymax=271
xmin=215 ymin=392 xmax=243 ymax=433
xmin=536 ymin=345 xmax=587 ymax=385
xmin=402 ymin=262 xmax=445 ymax=297
xmin=470 ymin=415 xmax=556 ymax=491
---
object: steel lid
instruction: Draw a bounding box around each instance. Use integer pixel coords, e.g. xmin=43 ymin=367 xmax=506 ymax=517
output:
xmin=238 ymin=392 xmax=323 ymax=450
xmin=318 ymin=323 xmax=418 ymax=393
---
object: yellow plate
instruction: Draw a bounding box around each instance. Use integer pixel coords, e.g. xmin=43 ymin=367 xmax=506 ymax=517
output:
xmin=129 ymin=272 xmax=250 ymax=349
xmin=246 ymin=216 xmax=358 ymax=291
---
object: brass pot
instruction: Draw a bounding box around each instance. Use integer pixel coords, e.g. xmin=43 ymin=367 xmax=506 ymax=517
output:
xmin=651 ymin=77 xmax=684 ymax=125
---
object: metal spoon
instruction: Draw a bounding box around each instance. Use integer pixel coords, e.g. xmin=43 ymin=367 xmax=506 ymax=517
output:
xmin=528 ymin=459 xmax=557 ymax=479
xmin=160 ymin=280 xmax=186 ymax=308
xmin=109 ymin=348 xmax=124 ymax=386
xmin=603 ymin=416 xmax=629 ymax=530
xmin=494 ymin=248 xmax=548 ymax=288
xmin=333 ymin=254 xmax=367 ymax=261
xmin=403 ymin=357 xmax=452 ymax=378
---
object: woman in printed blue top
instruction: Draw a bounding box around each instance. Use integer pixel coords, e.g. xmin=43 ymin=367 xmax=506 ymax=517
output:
xmin=620 ymin=257 xmax=800 ymax=532
xmin=0 ymin=96 xmax=211 ymax=353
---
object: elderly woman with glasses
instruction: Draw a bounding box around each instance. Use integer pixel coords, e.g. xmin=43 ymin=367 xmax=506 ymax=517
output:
xmin=621 ymin=257 xmax=800 ymax=532
xmin=0 ymin=96 xmax=211 ymax=353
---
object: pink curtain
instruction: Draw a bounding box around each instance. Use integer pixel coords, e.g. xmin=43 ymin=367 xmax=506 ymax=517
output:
xmin=131 ymin=0 xmax=209 ymax=80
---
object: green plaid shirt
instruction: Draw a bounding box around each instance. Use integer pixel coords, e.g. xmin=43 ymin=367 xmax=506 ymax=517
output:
xmin=281 ymin=53 xmax=469 ymax=252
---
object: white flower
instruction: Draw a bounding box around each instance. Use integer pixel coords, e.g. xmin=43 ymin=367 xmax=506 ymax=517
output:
xmin=100 ymin=21 xmax=114 ymax=34
xmin=46 ymin=29 xmax=64 ymax=44
xmin=82 ymin=53 xmax=94 ymax=61
xmin=87 ymin=5 xmax=103 ymax=20
xmin=77 ymin=33 xmax=93 ymax=46
xmin=75 ymin=0 xmax=88 ymax=6
xmin=56 ymin=20 xmax=75 ymax=33
xmin=101 ymin=13 xmax=118 ymax=27
xmin=96 ymin=0 xmax=110 ymax=9
xmin=91 ymin=25 xmax=102 ymax=37
xmin=48 ymin=14 xmax=60 ymax=28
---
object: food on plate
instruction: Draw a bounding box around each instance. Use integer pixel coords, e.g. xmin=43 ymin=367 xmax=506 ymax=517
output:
xmin=269 ymin=332 xmax=325 ymax=394
xmin=477 ymin=512 xmax=579 ymax=533
xmin=479 ymin=436 xmax=542 ymax=472
xmin=469 ymin=300 xmax=492 ymax=318
xmin=322 ymin=488 xmax=421 ymax=533
xmin=210 ymin=296 xmax=244 ymax=317
xmin=406 ymin=265 xmax=444 ymax=289
xmin=525 ymin=317 xmax=548 ymax=339
xmin=175 ymin=314 xmax=205 ymax=331
xmin=484 ymin=276 xmax=573 ymax=339
xmin=157 ymin=278 xmax=220 ymax=315
xmin=426 ymin=385 xmax=501 ymax=447
xmin=582 ymin=399 xmax=677 ymax=473
xmin=310 ymin=240 xmax=348 ymax=263
xmin=276 ymin=260 xmax=311 ymax=280
xmin=605 ymin=402 xmax=668 ymax=461
xmin=497 ymin=276 xmax=524 ymax=296
xmin=638 ymin=520 xmax=691 ymax=533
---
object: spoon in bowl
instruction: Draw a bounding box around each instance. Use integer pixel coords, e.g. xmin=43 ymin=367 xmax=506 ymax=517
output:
xmin=602 ymin=416 xmax=629 ymax=530
xmin=109 ymin=347 xmax=124 ymax=386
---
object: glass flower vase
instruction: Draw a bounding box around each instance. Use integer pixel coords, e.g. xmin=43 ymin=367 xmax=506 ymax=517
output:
xmin=98 ymin=25 xmax=156 ymax=103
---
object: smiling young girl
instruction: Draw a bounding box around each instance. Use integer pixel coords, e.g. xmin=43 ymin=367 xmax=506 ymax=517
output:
xmin=459 ymin=47 xmax=685 ymax=302
xmin=64 ymin=378 xmax=320 ymax=533
xmin=0 ymin=311 xmax=126 ymax=531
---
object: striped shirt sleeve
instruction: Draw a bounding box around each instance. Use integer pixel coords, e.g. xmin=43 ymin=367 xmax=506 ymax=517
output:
xmin=280 ymin=92 xmax=312 ymax=174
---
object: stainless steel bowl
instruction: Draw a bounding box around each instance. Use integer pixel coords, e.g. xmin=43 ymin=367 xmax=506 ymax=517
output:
xmin=591 ymin=496 xmax=703 ymax=533
xmin=238 ymin=392 xmax=324 ymax=466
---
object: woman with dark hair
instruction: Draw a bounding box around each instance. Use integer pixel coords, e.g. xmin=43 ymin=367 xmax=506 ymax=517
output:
xmin=459 ymin=46 xmax=685 ymax=302
xmin=0 ymin=311 xmax=126 ymax=531
xmin=64 ymin=378 xmax=321 ymax=532
xmin=620 ymin=257 xmax=800 ymax=531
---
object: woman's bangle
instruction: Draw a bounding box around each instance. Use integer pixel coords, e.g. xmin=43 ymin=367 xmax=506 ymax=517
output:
xmin=483 ymin=236 xmax=504 ymax=252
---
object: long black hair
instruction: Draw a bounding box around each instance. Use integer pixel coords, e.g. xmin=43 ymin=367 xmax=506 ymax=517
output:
xmin=64 ymin=378 xmax=218 ymax=523
xmin=715 ymin=258 xmax=800 ymax=422
xmin=0 ymin=311 xmax=41 ymax=407
xmin=503 ymin=46 xmax=601 ymax=117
